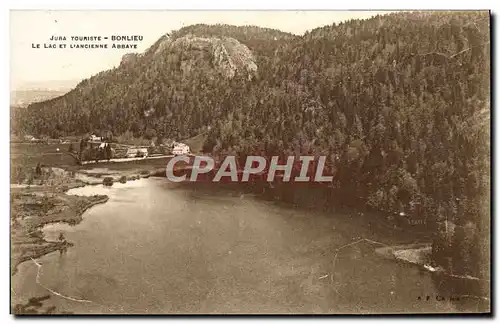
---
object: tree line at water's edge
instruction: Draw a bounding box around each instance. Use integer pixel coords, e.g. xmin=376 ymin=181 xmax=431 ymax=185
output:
xmin=11 ymin=11 xmax=490 ymax=279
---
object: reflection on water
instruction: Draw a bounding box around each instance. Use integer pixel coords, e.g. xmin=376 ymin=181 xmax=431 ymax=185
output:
xmin=11 ymin=178 xmax=489 ymax=314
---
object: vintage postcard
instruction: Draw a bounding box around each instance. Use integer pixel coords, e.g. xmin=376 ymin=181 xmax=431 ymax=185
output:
xmin=10 ymin=10 xmax=490 ymax=315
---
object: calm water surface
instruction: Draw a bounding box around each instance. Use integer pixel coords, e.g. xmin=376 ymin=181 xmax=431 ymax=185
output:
xmin=11 ymin=178 xmax=487 ymax=314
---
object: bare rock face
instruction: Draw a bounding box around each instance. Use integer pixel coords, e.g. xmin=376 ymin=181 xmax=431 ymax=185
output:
xmin=155 ymin=34 xmax=258 ymax=80
xmin=120 ymin=53 xmax=139 ymax=66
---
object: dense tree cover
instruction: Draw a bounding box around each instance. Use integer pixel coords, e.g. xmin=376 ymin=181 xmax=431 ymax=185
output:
xmin=12 ymin=11 xmax=490 ymax=277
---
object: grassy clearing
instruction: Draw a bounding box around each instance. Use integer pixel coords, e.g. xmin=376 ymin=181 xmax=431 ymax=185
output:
xmin=10 ymin=142 xmax=173 ymax=178
xmin=11 ymin=143 xmax=77 ymax=169
xmin=183 ymin=132 xmax=207 ymax=154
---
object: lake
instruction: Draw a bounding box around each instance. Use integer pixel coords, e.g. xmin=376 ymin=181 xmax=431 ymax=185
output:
xmin=11 ymin=178 xmax=488 ymax=314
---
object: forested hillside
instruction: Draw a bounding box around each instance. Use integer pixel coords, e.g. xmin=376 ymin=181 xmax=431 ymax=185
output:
xmin=12 ymin=11 xmax=490 ymax=278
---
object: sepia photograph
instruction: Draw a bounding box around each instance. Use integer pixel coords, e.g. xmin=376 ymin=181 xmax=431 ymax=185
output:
xmin=9 ymin=9 xmax=491 ymax=315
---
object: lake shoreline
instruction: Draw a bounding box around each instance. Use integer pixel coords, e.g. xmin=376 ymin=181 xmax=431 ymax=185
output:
xmin=10 ymin=159 xmax=163 ymax=275
xmin=10 ymin=184 xmax=109 ymax=276
xmin=10 ymin=164 xmax=118 ymax=277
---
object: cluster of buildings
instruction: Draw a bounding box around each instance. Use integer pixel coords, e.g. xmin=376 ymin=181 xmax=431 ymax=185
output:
xmin=120 ymin=141 xmax=190 ymax=158
xmin=23 ymin=132 xmax=191 ymax=160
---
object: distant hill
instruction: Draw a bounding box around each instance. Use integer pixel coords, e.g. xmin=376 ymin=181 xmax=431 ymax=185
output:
xmin=11 ymin=79 xmax=80 ymax=107
xmin=10 ymin=89 xmax=68 ymax=108
xmin=13 ymin=79 xmax=81 ymax=91
xmin=11 ymin=12 xmax=490 ymax=278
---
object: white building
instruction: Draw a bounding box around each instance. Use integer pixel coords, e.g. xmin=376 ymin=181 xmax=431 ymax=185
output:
xmin=172 ymin=143 xmax=190 ymax=156
xmin=126 ymin=147 xmax=149 ymax=158
xmin=90 ymin=134 xmax=102 ymax=142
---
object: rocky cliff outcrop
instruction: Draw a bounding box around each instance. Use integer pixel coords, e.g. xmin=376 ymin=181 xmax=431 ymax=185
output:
xmin=155 ymin=34 xmax=258 ymax=79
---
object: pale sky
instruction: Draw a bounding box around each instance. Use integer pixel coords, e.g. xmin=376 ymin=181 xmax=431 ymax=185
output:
xmin=10 ymin=10 xmax=390 ymax=89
